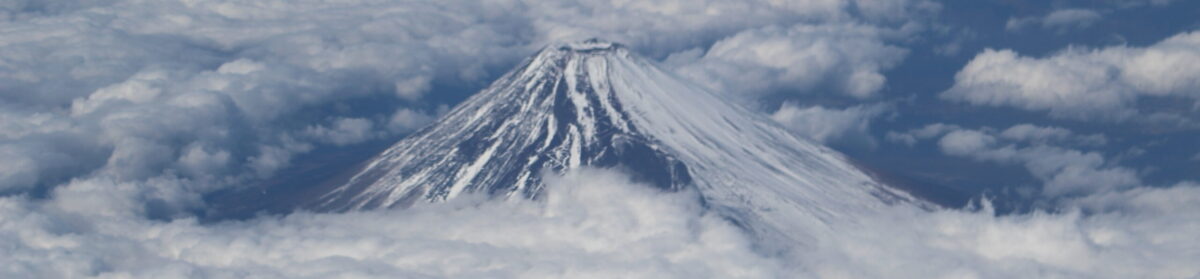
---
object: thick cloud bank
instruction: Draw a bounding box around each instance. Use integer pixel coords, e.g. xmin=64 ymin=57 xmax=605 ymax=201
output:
xmin=2 ymin=168 xmax=1197 ymax=278
xmin=0 ymin=170 xmax=788 ymax=278
xmin=813 ymin=183 xmax=1200 ymax=279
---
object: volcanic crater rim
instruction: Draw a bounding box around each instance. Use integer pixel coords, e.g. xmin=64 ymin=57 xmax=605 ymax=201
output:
xmin=557 ymin=38 xmax=625 ymax=53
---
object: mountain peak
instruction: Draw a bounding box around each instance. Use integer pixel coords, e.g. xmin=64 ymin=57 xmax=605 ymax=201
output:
xmin=557 ymin=38 xmax=624 ymax=52
xmin=307 ymin=42 xmax=924 ymax=245
xmin=534 ymin=38 xmax=628 ymax=60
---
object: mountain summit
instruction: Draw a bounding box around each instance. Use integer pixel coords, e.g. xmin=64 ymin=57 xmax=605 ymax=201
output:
xmin=312 ymin=39 xmax=922 ymax=243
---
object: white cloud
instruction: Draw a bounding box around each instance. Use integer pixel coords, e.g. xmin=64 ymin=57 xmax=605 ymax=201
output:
xmin=1006 ymin=9 xmax=1103 ymax=33
xmin=886 ymin=123 xmax=961 ymax=146
xmin=1041 ymin=9 xmax=1102 ymax=29
xmin=814 ymin=182 xmax=1200 ymax=278
xmin=5 ymin=0 xmax=683 ymax=201
xmin=1109 ymin=0 xmax=1178 ymax=7
xmin=0 ymin=145 xmax=39 ymax=192
xmin=892 ymin=124 xmax=1136 ymax=197
xmin=0 ymin=3 xmax=952 ymax=273
xmin=0 ymin=0 xmax=935 ymax=203
xmin=999 ymin=124 xmax=1107 ymax=146
xmin=7 ymin=1 xmax=1196 ymax=278
xmin=393 ymin=75 xmax=432 ymax=101
xmin=0 ymin=169 xmax=792 ymax=278
xmin=386 ymin=108 xmax=437 ymax=134
xmin=673 ymin=24 xmax=910 ymax=98
xmin=999 ymin=124 xmax=1072 ymax=142
xmin=176 ymin=143 xmax=231 ymax=178
xmin=1 ymin=168 xmax=1197 ymax=278
xmin=944 ymin=31 xmax=1200 ymax=121
xmin=938 ymin=129 xmax=998 ymax=156
xmin=770 ymin=103 xmax=890 ymax=146
xmin=304 ymin=117 xmax=377 ymax=146
xmin=247 ymin=138 xmax=313 ymax=179
xmin=525 ymin=0 xmax=936 ymax=55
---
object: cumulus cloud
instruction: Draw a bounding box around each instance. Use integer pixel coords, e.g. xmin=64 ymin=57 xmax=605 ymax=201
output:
xmin=2 ymin=168 xmax=1198 ymax=278
xmin=0 ymin=169 xmax=791 ymax=278
xmin=943 ymin=31 xmax=1200 ymax=122
xmin=770 ymin=102 xmax=891 ymax=147
xmin=672 ymin=24 xmax=910 ymax=99
xmin=1006 ymin=9 xmax=1103 ymax=33
xmin=893 ymin=123 xmax=1138 ymax=197
xmin=999 ymin=124 xmax=1108 ymax=146
xmin=526 ymin=0 xmax=937 ymax=56
xmin=0 ymin=0 xmax=548 ymax=209
xmin=6 ymin=1 xmax=1197 ymax=278
xmin=386 ymin=108 xmax=438 ymax=134
xmin=886 ymin=123 xmax=961 ymax=146
xmin=0 ymin=1 xmax=958 ymax=275
xmin=0 ymin=0 xmax=947 ymax=225
xmin=0 ymin=0 xmax=940 ymax=207
xmin=1109 ymin=0 xmax=1178 ymax=7
xmin=303 ymin=117 xmax=377 ymax=146
xmin=811 ymin=182 xmax=1200 ymax=278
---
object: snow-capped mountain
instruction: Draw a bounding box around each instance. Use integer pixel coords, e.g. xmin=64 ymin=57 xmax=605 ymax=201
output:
xmin=314 ymin=39 xmax=922 ymax=244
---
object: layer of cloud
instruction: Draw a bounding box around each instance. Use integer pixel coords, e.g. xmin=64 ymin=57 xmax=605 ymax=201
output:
xmin=0 ymin=169 xmax=789 ymax=278
xmin=303 ymin=117 xmax=378 ymax=146
xmin=0 ymin=0 xmax=936 ymax=209
xmin=770 ymin=102 xmax=891 ymax=147
xmin=4 ymin=1 xmax=1196 ymax=278
xmin=0 ymin=1 xmax=957 ymax=275
xmin=890 ymin=124 xmax=1136 ymax=198
xmin=811 ymin=181 xmax=1200 ymax=279
xmin=670 ymin=24 xmax=912 ymax=99
xmin=2 ymin=168 xmax=1197 ymax=278
xmin=1110 ymin=0 xmax=1179 ymax=7
xmin=943 ymin=31 xmax=1200 ymax=122
xmin=0 ymin=0 xmax=543 ymax=199
xmin=1006 ymin=9 xmax=1103 ymax=33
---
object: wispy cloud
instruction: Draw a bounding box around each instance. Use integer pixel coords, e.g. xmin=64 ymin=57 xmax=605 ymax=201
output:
xmin=1006 ymin=9 xmax=1103 ymax=33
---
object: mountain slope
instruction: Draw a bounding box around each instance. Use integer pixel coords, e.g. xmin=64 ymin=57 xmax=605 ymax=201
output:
xmin=313 ymin=39 xmax=923 ymax=244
